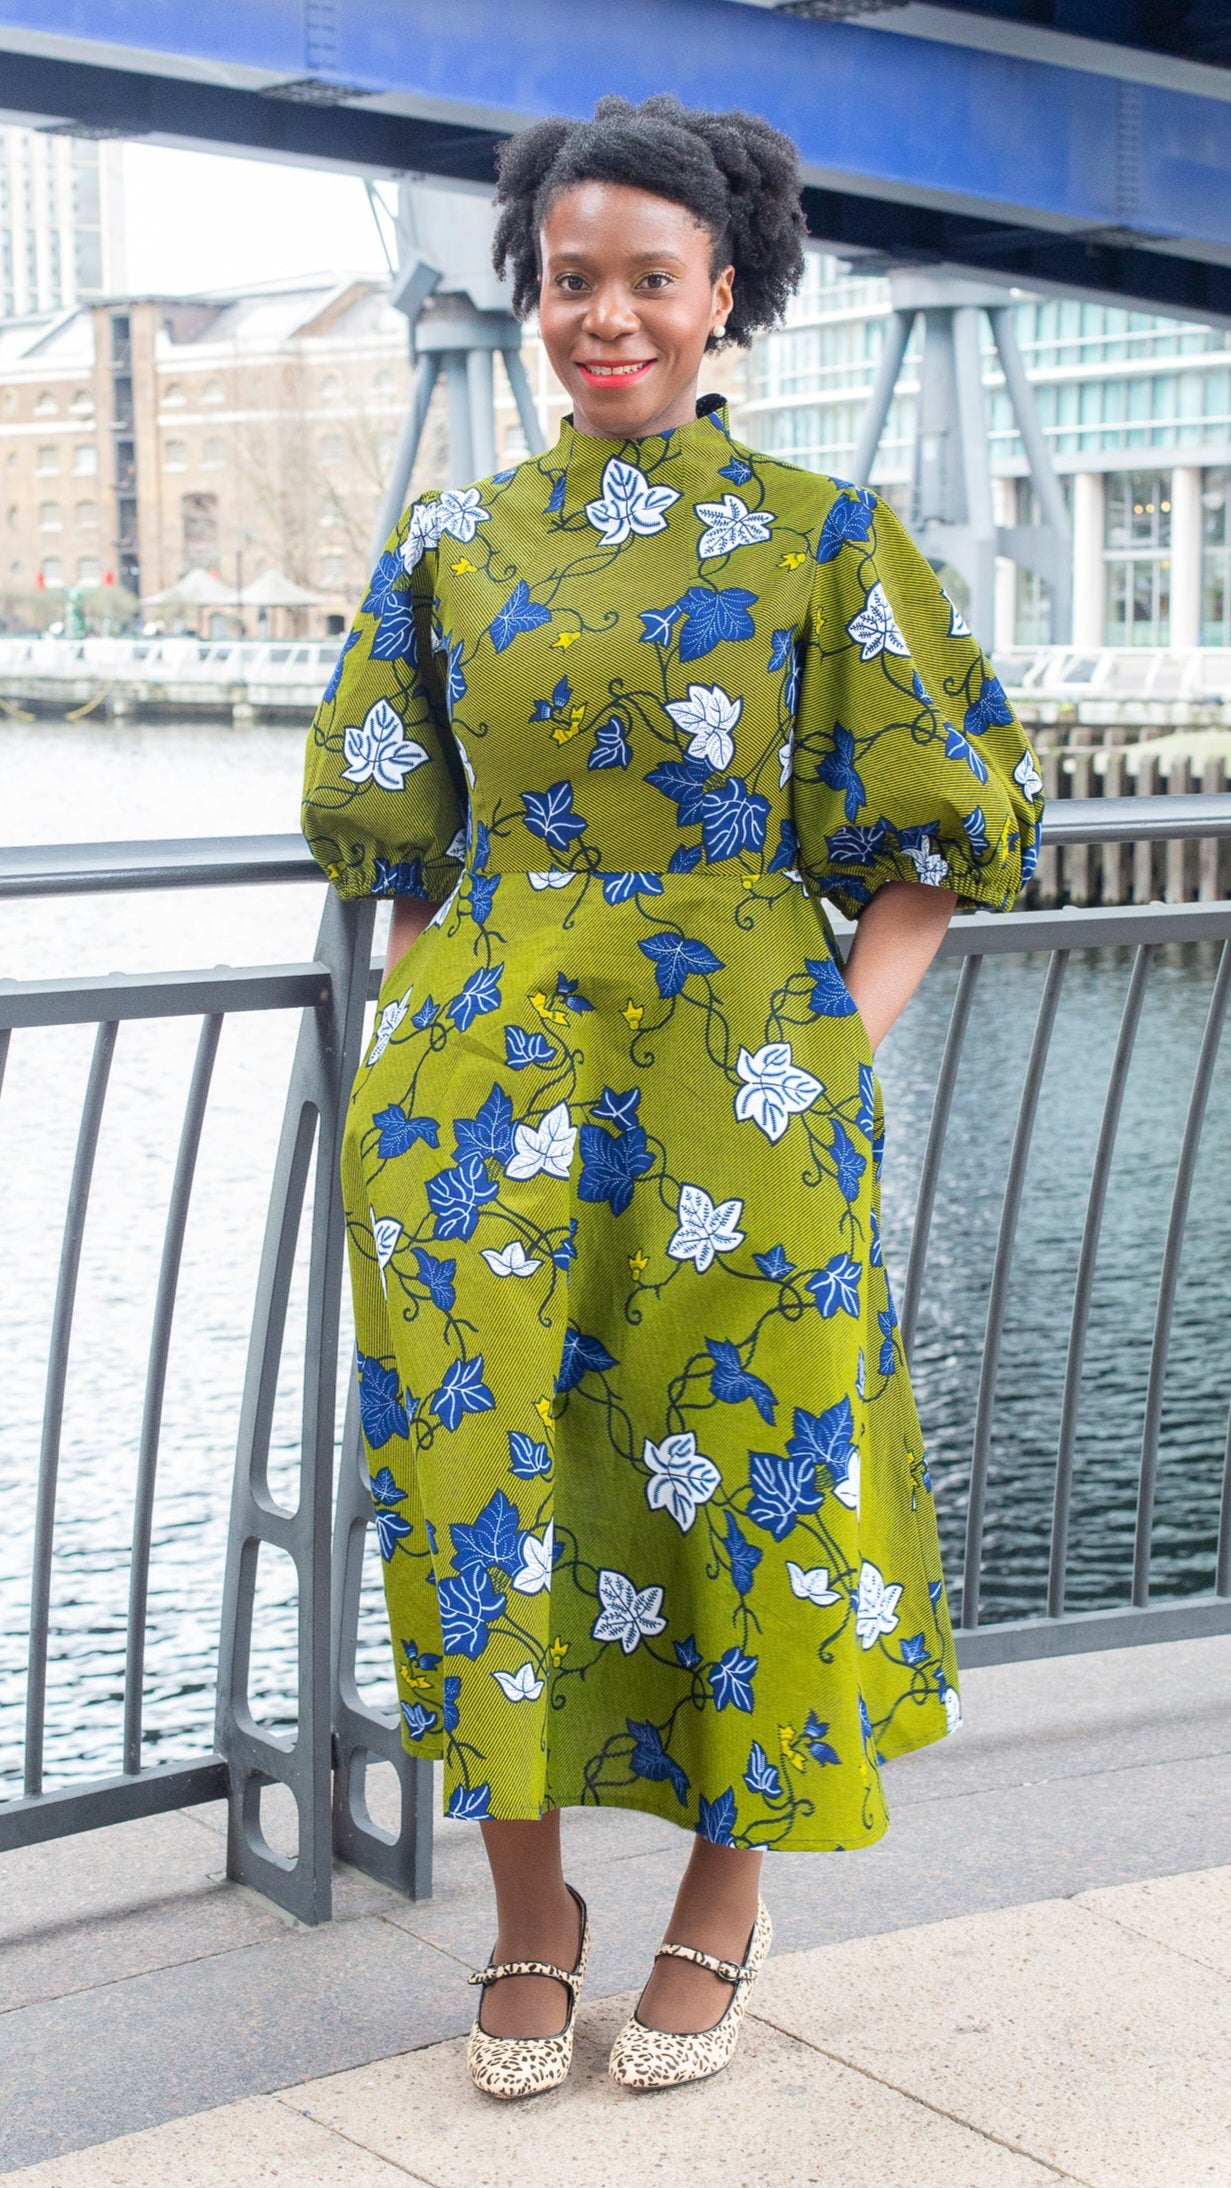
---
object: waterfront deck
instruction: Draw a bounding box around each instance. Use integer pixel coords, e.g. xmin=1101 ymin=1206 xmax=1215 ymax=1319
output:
xmin=3 ymin=1629 xmax=1229 ymax=2184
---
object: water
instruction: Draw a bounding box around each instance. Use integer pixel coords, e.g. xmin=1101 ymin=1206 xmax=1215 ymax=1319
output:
xmin=2 ymin=720 xmax=1228 ymax=1798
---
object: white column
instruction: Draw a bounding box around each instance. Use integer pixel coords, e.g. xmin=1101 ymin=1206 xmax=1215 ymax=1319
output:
xmin=992 ymin=474 xmax=1017 ymax=651
xmin=1072 ymin=470 xmax=1105 ymax=646
xmin=1169 ymin=464 xmax=1202 ymax=650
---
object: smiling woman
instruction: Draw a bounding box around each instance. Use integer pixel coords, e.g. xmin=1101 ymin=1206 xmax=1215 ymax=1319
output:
xmin=300 ymin=91 xmax=1045 ymax=2104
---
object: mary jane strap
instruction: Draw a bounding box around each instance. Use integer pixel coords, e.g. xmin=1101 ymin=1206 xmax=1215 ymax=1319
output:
xmin=468 ymin=1956 xmax=582 ymax=1994
xmin=653 ymin=1940 xmax=750 ymax=1985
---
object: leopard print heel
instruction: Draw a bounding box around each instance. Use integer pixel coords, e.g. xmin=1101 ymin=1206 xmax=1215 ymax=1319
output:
xmin=466 ymin=1882 xmax=591 ymax=2100
xmin=608 ymin=1898 xmax=772 ymax=2092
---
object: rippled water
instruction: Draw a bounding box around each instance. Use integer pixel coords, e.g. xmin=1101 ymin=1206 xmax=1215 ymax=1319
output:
xmin=2 ymin=719 xmax=1228 ymax=1798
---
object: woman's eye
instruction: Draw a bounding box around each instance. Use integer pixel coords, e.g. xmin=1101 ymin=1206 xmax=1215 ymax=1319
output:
xmin=557 ymin=275 xmax=588 ymax=294
xmin=640 ymin=273 xmax=671 ymax=291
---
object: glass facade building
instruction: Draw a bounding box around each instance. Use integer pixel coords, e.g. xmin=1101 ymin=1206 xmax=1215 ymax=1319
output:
xmin=0 ymin=128 xmax=124 ymax=320
xmin=743 ymin=251 xmax=1231 ymax=649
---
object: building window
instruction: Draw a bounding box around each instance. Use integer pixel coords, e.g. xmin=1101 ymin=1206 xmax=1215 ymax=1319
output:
xmin=69 ymin=389 xmax=94 ymax=417
xmin=202 ymin=436 xmax=227 ymax=469
xmin=320 ymin=552 xmax=347 ymax=587
xmin=75 ymin=499 xmax=98 ymax=529
xmin=76 ymin=555 xmax=100 ymax=586
xmin=34 ymin=391 xmax=58 ymax=416
xmin=182 ymin=491 xmax=219 ymax=562
xmin=1104 ymin=471 xmax=1172 ymax=646
xmin=38 ymin=501 xmax=62 ymax=531
xmin=40 ymin=556 xmax=63 ymax=586
xmin=318 ymin=432 xmax=345 ymax=468
xmin=202 ymin=377 xmax=225 ymax=405
xmin=164 ymin=439 xmax=188 ymax=471
xmin=1201 ymin=468 xmax=1231 ymax=645
xmin=36 ymin=445 xmax=58 ymax=474
xmin=163 ymin=381 xmax=186 ymax=408
xmin=72 ymin=444 xmax=97 ymax=476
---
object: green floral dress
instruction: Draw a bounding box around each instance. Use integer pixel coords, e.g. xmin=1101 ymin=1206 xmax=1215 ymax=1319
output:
xmin=301 ymin=394 xmax=1044 ymax=1852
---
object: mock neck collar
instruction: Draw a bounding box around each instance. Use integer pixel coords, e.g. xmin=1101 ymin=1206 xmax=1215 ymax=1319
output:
xmin=549 ymin=392 xmax=733 ymax=474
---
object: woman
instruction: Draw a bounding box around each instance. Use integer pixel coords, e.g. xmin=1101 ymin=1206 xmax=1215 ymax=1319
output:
xmin=302 ymin=94 xmax=1045 ymax=2101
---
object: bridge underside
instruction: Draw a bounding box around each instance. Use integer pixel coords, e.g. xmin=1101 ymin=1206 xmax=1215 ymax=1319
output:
xmin=1 ymin=1 xmax=1231 ymax=322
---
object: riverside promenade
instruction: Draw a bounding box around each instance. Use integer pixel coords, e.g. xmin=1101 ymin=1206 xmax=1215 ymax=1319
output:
xmin=3 ymin=1631 xmax=1229 ymax=2187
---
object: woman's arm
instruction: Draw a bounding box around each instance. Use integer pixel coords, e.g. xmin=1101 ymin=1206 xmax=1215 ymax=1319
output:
xmin=839 ymin=878 xmax=956 ymax=1052
xmin=385 ymin=893 xmax=443 ymax=976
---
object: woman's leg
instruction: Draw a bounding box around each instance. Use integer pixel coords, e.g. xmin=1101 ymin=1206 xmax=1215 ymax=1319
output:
xmin=476 ymin=1813 xmax=586 ymax=2037
xmin=633 ymin=1839 xmax=764 ymax=2032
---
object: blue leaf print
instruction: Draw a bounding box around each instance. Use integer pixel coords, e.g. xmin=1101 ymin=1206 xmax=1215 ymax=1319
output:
xmin=707 ymin=1338 xmax=777 ymax=1425
xmin=590 ymin=716 xmax=631 ymax=769
xmin=787 ymin=1399 xmax=857 ymax=1487
xmin=577 ymin=1122 xmax=653 ymax=1216
xmin=373 ymin=1105 xmax=440 ymax=1158
xmin=855 ymin=1061 xmax=876 ymax=1140
xmin=818 ymin=724 xmax=866 ymax=821
xmin=489 ymin=579 xmax=552 ymax=653
xmin=815 ymin=489 xmax=875 ymax=564
xmin=411 ymin=995 xmax=439 ymax=1029
xmin=522 ymin=781 xmax=587 ymax=853
xmin=362 ymin=549 xmax=403 ymax=618
xmin=431 ymin=1355 xmax=496 ymax=1432
xmin=768 ymin=627 xmax=793 ymax=673
xmin=470 ymin=872 xmax=500 ymax=925
xmin=401 ymin=1701 xmax=438 ymax=1739
xmin=370 ymin=595 xmax=418 ymax=664
xmin=747 ymin=1448 xmax=825 ymax=1539
xmin=553 ymin=1218 xmax=578 ymax=1269
xmin=710 ymin=1645 xmax=757 ymax=1713
xmin=370 ymin=1467 xmax=406 ymax=1506
xmin=545 ymin=473 xmax=566 ymax=514
xmin=508 ymin=1432 xmax=551 ymax=1478
xmin=805 ymin=956 xmax=857 ymax=1017
xmin=373 ymin=1506 xmax=413 ymax=1560
xmin=601 ymin=870 xmax=663 ymax=904
xmin=556 ymin=1325 xmax=618 ymax=1392
xmin=767 ymin=818 xmax=799 ymax=874
xmin=674 ymin=1633 xmax=703 ymax=1669
xmin=831 ymin=1119 xmax=867 ymax=1202
xmin=322 ymin=626 xmax=359 ymax=701
xmin=450 ymin=1487 xmax=522 ymax=1572
xmin=879 ymin=1305 xmax=898 ymax=1378
xmin=357 ymin=1353 xmax=408 ymax=1449
xmin=446 ymin=1780 xmax=493 ymax=1818
xmin=425 ymin=1155 xmax=499 ymax=1241
xmin=668 ymin=842 xmax=704 ymax=873
xmin=627 ymin=1718 xmax=690 ymax=1806
xmin=555 ymin=972 xmax=593 ymax=1014
xmin=639 ymin=601 xmax=685 ymax=646
xmin=676 ymin=584 xmax=757 ymax=661
xmin=371 ymin=857 xmax=426 ymax=898
xmin=806 ymin=1253 xmax=862 ymax=1318
xmin=645 ymin=756 xmax=710 ymax=826
xmin=454 ymin=1084 xmax=516 ymax=1166
xmin=552 ymin=673 xmax=571 ymax=709
xmin=912 ymin=669 xmax=934 ymax=707
xmin=802 ymin=1712 xmax=840 ymax=1765
xmin=530 ymin=698 xmax=553 ymax=722
xmin=825 ymin=818 xmax=890 ymax=866
xmin=413 ymin=1247 xmax=456 ymax=1312
xmin=900 ymin=1632 xmax=928 ymax=1667
xmin=442 ymin=1674 xmax=461 ymax=1730
xmin=592 ymin=1086 xmax=641 ymax=1129
xmin=697 ymin=1787 xmax=737 ymax=1844
xmin=504 ymin=1025 xmax=556 ymax=1070
xmin=754 ymin=1244 xmax=794 ymax=1281
xmin=744 ymin=1740 xmax=783 ymax=1798
xmin=945 ymin=723 xmax=989 ymax=782
xmin=719 ymin=455 xmax=755 ymax=486
xmin=638 ymin=931 xmax=725 ymax=998
xmin=444 ymin=637 xmax=466 ymax=710
xmin=700 ymin=778 xmax=770 ymax=864
xmin=447 ymin=963 xmax=503 ymax=1031
xmin=473 ymin=821 xmax=491 ymax=872
xmin=963 ymin=674 xmax=1014 ymax=738
xmin=724 ymin=1508 xmax=762 ymax=1594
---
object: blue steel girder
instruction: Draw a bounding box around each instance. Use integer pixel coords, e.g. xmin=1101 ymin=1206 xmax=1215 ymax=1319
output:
xmin=3 ymin=0 xmax=1231 ymax=320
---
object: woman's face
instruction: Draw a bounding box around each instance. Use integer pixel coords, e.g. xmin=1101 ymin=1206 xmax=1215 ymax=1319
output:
xmin=538 ymin=181 xmax=734 ymax=441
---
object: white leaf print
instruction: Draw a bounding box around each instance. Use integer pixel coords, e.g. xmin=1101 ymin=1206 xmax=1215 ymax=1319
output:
xmin=480 ymin=1240 xmax=543 ymax=1278
xmin=854 ymin=1558 xmax=903 ymax=1648
xmin=398 ymin=499 xmax=446 ymax=572
xmin=528 ymin=870 xmax=580 ymax=890
xmin=667 ymin=1184 xmax=745 ymax=1273
xmin=903 ymin=835 xmax=951 ymax=887
xmin=491 ymin=1661 xmax=545 ymax=1701
xmin=846 ymin=581 xmax=911 ymax=662
xmin=694 ymin=492 xmax=776 ymax=560
xmin=944 ymin=1685 xmax=963 ymax=1733
xmin=368 ymin=994 xmax=408 ymax=1066
xmin=444 ymin=826 xmax=468 ymax=861
xmin=664 ymin=683 xmax=742 ymax=771
xmin=590 ymin=1567 xmax=667 ymax=1654
xmin=437 ymin=486 xmax=490 ymax=544
xmin=585 ymin=457 xmax=680 ymax=547
xmin=734 ymin=1043 xmax=823 ymax=1143
xmin=369 ymin=1206 xmax=401 ymax=1271
xmin=341 ymin=698 xmax=429 ymax=791
xmin=787 ymin=1561 xmax=842 ymax=1606
xmin=778 ymin=727 xmax=794 ymax=789
xmin=832 ymin=1450 xmax=861 ymax=1515
xmin=511 ymin=1521 xmax=554 ymax=1595
xmin=506 ymin=1101 xmax=576 ymax=1181
xmin=642 ymin=1432 xmax=722 ymax=1532
xmin=944 ymin=592 xmax=971 ymax=636
xmin=1014 ymin=749 xmax=1043 ymax=800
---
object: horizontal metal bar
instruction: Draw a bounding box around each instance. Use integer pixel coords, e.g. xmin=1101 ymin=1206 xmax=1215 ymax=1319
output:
xmin=1039 ymin=795 xmax=1231 ymax=846
xmin=938 ymin=897 xmax=1231 ymax=958
xmin=955 ymin=1593 xmax=1231 ymax=1670
xmin=0 ymin=965 xmax=331 ymax=1030
xmin=0 ymin=1759 xmax=230 ymax=1851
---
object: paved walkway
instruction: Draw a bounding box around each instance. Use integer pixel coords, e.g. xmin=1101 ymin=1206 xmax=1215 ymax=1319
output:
xmin=3 ymin=1633 xmax=1231 ymax=2183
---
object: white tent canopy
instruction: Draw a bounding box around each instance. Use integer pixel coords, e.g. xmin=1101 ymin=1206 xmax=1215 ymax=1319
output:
xmin=143 ymin=567 xmax=239 ymax=608
xmin=239 ymin=568 xmax=324 ymax=608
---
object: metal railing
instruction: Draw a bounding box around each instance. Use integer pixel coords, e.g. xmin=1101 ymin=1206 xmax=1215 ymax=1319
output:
xmin=1 ymin=796 xmax=1229 ymax=1915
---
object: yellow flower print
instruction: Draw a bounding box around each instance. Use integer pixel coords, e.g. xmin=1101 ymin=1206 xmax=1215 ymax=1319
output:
xmin=534 ymin=1394 xmax=556 ymax=1437
xmin=450 ymin=557 xmax=477 ymax=575
xmin=779 ymin=551 xmax=806 ymax=570
xmin=549 ymin=1637 xmax=569 ymax=1666
xmin=778 ymin=1724 xmax=807 ymax=1773
xmin=628 ymin=1249 xmax=648 ymax=1279
xmin=552 ymin=631 xmax=580 ymax=649
xmin=622 ymin=999 xmax=644 ymax=1029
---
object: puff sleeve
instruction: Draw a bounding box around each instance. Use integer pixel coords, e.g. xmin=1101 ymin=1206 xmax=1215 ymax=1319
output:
xmin=301 ymin=495 xmax=468 ymax=903
xmin=791 ymin=490 xmax=1045 ymax=919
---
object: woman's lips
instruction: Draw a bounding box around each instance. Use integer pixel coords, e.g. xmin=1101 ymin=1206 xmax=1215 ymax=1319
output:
xmin=574 ymin=359 xmax=656 ymax=386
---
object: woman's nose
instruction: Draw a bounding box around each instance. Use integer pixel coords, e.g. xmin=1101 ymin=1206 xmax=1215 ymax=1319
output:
xmin=580 ymin=287 xmax=641 ymax=341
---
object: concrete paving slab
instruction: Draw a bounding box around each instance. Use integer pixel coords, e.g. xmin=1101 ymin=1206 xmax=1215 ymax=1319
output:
xmin=1073 ymin=1862 xmax=1231 ymax=1981
xmin=0 ymin=1811 xmax=228 ymax=1941
xmin=0 ymin=1880 xmax=286 ymax=2017
xmin=752 ymin=1879 xmax=1231 ymax=2188
xmin=0 ymin=2097 xmax=421 ymax=2187
xmin=289 ymin=1988 xmax=1076 ymax=2188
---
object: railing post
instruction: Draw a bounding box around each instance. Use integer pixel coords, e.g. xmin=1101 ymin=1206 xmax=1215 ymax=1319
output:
xmin=215 ymin=889 xmax=374 ymax=1925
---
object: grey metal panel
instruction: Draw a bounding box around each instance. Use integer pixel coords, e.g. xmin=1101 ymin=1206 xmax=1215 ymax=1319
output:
xmin=26 ymin=1020 xmax=117 ymax=1798
xmin=955 ymin=1593 xmax=1231 ymax=1669
xmin=0 ymin=1758 xmax=230 ymax=1851
xmin=939 ymin=897 xmax=1231 ymax=961
xmin=0 ymin=835 xmax=321 ymax=897
xmin=0 ymin=965 xmax=329 ymax=1030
